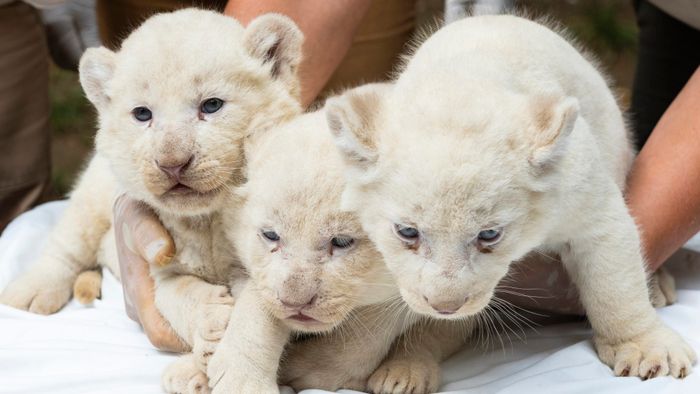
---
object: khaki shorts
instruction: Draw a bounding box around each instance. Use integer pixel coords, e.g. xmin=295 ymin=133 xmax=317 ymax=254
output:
xmin=0 ymin=1 xmax=51 ymax=232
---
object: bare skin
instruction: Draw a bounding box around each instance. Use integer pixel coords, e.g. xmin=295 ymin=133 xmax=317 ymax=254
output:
xmin=116 ymin=4 xmax=700 ymax=350
xmin=627 ymin=67 xmax=700 ymax=271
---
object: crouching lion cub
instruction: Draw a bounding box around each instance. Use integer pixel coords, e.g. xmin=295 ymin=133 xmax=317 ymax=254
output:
xmin=324 ymin=14 xmax=695 ymax=380
xmin=202 ymin=107 xmax=400 ymax=394
xmin=0 ymin=8 xmax=303 ymax=368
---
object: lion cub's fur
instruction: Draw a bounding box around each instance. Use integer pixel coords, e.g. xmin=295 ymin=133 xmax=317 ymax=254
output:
xmin=0 ymin=8 xmax=304 ymax=367
xmin=325 ymin=14 xmax=695 ymax=381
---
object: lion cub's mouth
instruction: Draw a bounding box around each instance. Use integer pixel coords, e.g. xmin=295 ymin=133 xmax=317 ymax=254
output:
xmin=160 ymin=182 xmax=223 ymax=199
xmin=169 ymin=183 xmax=194 ymax=194
xmin=287 ymin=312 xmax=319 ymax=323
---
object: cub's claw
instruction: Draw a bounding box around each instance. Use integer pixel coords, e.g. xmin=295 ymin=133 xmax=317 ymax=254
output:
xmin=595 ymin=325 xmax=696 ymax=379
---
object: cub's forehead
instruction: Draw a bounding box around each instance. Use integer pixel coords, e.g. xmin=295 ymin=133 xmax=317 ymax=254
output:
xmin=246 ymin=186 xmax=358 ymax=237
xmin=113 ymin=9 xmax=256 ymax=84
xmin=241 ymin=110 xmax=357 ymax=232
xmin=373 ymin=157 xmax=519 ymax=229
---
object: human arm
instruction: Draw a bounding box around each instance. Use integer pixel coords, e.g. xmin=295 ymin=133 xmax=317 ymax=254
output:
xmin=626 ymin=67 xmax=700 ymax=271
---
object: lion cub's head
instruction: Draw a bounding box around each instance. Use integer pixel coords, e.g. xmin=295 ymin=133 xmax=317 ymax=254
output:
xmin=79 ymin=8 xmax=303 ymax=216
xmin=229 ymin=107 xmax=394 ymax=333
xmin=325 ymin=72 xmax=579 ymax=320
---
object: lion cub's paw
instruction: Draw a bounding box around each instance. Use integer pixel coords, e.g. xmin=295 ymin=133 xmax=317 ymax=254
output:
xmin=0 ymin=273 xmax=72 ymax=314
xmin=649 ymin=267 xmax=677 ymax=308
xmin=73 ymin=270 xmax=103 ymax=305
xmin=193 ymin=286 xmax=234 ymax=370
xmin=207 ymin=349 xmax=279 ymax=394
xmin=162 ymin=354 xmax=210 ymax=394
xmin=367 ymin=353 xmax=441 ymax=394
xmin=595 ymin=325 xmax=696 ymax=379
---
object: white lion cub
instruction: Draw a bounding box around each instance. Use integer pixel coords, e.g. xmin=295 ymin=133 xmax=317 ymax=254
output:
xmin=0 ymin=8 xmax=303 ymax=367
xmin=326 ymin=15 xmax=696 ymax=380
xmin=201 ymin=107 xmax=397 ymax=394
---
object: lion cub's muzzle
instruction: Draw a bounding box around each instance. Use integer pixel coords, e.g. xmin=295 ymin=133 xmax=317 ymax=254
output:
xmin=151 ymin=153 xmax=226 ymax=200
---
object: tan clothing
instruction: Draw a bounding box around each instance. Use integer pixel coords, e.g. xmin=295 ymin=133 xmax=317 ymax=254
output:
xmin=0 ymin=1 xmax=51 ymax=232
xmin=96 ymin=0 xmax=228 ymax=50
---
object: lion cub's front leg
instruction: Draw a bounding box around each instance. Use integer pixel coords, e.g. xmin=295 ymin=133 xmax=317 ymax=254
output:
xmin=0 ymin=157 xmax=113 ymax=314
xmin=207 ymin=282 xmax=289 ymax=394
xmin=562 ymin=193 xmax=696 ymax=379
xmin=155 ymin=274 xmax=234 ymax=368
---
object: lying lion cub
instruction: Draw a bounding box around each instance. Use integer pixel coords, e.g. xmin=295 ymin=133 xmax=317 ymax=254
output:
xmin=0 ymin=8 xmax=303 ymax=367
xmin=323 ymin=14 xmax=695 ymax=381
xmin=201 ymin=106 xmax=397 ymax=393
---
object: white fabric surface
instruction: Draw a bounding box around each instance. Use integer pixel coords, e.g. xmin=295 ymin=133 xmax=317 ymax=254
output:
xmin=1 ymin=201 xmax=699 ymax=394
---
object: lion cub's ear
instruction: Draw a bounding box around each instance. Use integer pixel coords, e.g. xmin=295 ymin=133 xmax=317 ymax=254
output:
xmin=529 ymin=96 xmax=579 ymax=168
xmin=79 ymin=46 xmax=116 ymax=109
xmin=244 ymin=14 xmax=303 ymax=94
xmin=325 ymin=83 xmax=392 ymax=175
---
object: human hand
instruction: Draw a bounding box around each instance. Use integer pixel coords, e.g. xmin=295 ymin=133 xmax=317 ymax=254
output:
xmin=113 ymin=194 xmax=188 ymax=352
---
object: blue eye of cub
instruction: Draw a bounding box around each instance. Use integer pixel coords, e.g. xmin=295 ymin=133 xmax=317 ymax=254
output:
xmin=132 ymin=106 xmax=152 ymax=122
xmin=262 ymin=230 xmax=280 ymax=242
xmin=200 ymin=98 xmax=224 ymax=114
xmin=331 ymin=236 xmax=354 ymax=249
xmin=478 ymin=229 xmax=501 ymax=242
xmin=395 ymin=224 xmax=419 ymax=240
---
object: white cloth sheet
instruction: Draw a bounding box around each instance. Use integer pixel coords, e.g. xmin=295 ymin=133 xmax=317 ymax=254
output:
xmin=1 ymin=201 xmax=699 ymax=393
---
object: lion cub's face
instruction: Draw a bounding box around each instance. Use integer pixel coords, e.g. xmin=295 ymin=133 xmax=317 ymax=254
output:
xmin=326 ymin=82 xmax=579 ymax=320
xmin=79 ymin=9 xmax=302 ymax=216
xmin=231 ymin=111 xmax=393 ymax=333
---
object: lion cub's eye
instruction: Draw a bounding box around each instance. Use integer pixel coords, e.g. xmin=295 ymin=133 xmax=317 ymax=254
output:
xmin=394 ymin=224 xmax=419 ymax=242
xmin=261 ymin=230 xmax=280 ymax=242
xmin=200 ymin=98 xmax=224 ymax=114
xmin=132 ymin=106 xmax=152 ymax=122
xmin=331 ymin=236 xmax=355 ymax=249
xmin=477 ymin=228 xmax=503 ymax=246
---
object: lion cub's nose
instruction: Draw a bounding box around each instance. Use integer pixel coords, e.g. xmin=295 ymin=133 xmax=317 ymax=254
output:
xmin=280 ymin=294 xmax=318 ymax=309
xmin=156 ymin=155 xmax=194 ymax=180
xmin=424 ymin=295 xmax=468 ymax=315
